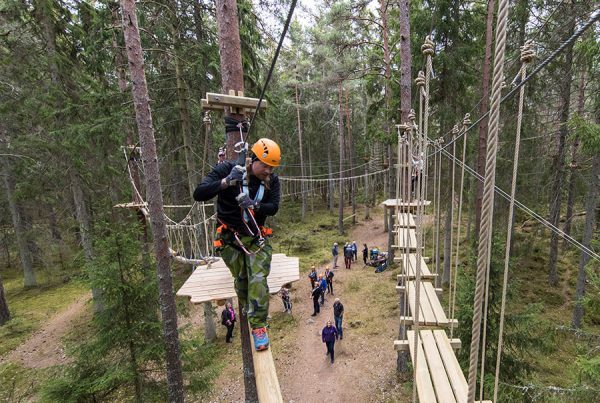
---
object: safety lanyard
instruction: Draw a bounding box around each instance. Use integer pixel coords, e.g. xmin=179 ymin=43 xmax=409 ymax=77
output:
xmin=242 ymin=181 xmax=265 ymax=222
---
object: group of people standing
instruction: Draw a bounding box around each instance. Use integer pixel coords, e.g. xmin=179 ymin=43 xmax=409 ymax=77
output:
xmin=332 ymin=241 xmax=360 ymax=269
xmin=309 ymin=265 xmax=334 ymax=315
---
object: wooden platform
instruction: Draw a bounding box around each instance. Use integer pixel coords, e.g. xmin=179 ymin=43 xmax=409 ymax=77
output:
xmin=176 ymin=253 xmax=299 ymax=304
xmin=395 ymin=330 xmax=491 ymax=403
xmin=396 ymin=254 xmax=436 ymax=280
xmin=397 ymin=281 xmax=455 ymax=327
xmin=394 ymin=213 xmax=416 ymax=228
xmin=392 ymin=228 xmax=420 ymax=251
xmin=382 ymin=199 xmax=431 ymax=210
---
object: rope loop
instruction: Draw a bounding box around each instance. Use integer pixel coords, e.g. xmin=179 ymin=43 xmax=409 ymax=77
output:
xmin=463 ymin=113 xmax=472 ymax=127
xmin=203 ymin=111 xmax=212 ymax=124
xmin=520 ymin=40 xmax=536 ymax=63
xmin=415 ymin=71 xmax=426 ymax=87
xmin=451 ymin=124 xmax=460 ymax=138
xmin=421 ymin=35 xmax=435 ymax=56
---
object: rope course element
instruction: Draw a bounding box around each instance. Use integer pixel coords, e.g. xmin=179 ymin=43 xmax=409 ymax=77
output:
xmin=493 ymin=40 xmax=534 ymax=402
xmin=467 ymin=0 xmax=511 ymax=398
xmin=278 ymin=167 xmax=389 ymax=182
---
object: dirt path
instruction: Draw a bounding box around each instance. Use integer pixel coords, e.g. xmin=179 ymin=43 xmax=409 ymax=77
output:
xmin=205 ymin=213 xmax=407 ymax=402
xmin=1 ymin=293 xmax=92 ymax=369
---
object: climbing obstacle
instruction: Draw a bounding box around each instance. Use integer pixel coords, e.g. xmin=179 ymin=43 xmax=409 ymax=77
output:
xmin=176 ymin=253 xmax=299 ymax=303
xmin=392 ymin=228 xmax=420 ymax=251
xmin=395 ymin=254 xmax=437 ymax=280
xmin=397 ymin=281 xmax=457 ymax=327
xmin=382 ymin=198 xmax=431 ymax=211
xmin=395 ymin=212 xmax=416 ymax=228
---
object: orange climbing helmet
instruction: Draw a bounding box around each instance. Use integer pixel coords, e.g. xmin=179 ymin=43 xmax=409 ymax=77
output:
xmin=251 ymin=138 xmax=281 ymax=167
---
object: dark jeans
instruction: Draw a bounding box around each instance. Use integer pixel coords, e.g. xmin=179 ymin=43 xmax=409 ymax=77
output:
xmin=313 ymin=298 xmax=320 ymax=315
xmin=344 ymin=256 xmax=352 ymax=269
xmin=325 ymin=340 xmax=335 ymax=363
xmin=353 ymin=251 xmax=357 ymax=261
xmin=363 ymin=254 xmax=368 ymax=265
xmin=225 ymin=324 xmax=234 ymax=343
xmin=327 ymin=280 xmax=333 ymax=294
xmin=283 ymin=297 xmax=292 ymax=312
xmin=334 ymin=316 xmax=343 ymax=339
xmin=320 ymin=290 xmax=325 ymax=305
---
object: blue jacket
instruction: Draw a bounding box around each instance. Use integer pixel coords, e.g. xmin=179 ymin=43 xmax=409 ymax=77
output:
xmin=320 ymin=278 xmax=328 ymax=291
xmin=322 ymin=325 xmax=338 ymax=343
xmin=332 ymin=245 xmax=338 ymax=256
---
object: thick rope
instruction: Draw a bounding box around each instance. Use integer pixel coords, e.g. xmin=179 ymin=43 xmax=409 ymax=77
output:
xmin=450 ymin=114 xmax=471 ymax=338
xmin=467 ymin=0 xmax=511 ymax=399
xmin=492 ymin=41 xmax=534 ymax=403
xmin=423 ymin=37 xmax=433 ymax=202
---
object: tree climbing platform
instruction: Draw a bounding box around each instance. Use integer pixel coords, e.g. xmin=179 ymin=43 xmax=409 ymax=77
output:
xmin=392 ymin=228 xmax=420 ymax=251
xmin=395 ymin=253 xmax=436 ymax=280
xmin=396 ymin=281 xmax=457 ymax=327
xmin=176 ymin=253 xmax=299 ymax=304
xmin=381 ymin=199 xmax=431 ymax=211
xmin=394 ymin=212 xmax=416 ymax=228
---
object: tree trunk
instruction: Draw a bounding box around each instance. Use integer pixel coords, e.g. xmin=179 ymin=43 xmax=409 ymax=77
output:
xmin=345 ymin=88 xmax=356 ymax=225
xmin=328 ymin=145 xmax=334 ymax=212
xmin=564 ymin=68 xmax=586 ymax=238
xmin=572 ymin=153 xmax=600 ymax=327
xmin=214 ymin=1 xmax=257 ymax=399
xmin=0 ymin=274 xmax=10 ymax=325
xmin=338 ymin=83 xmax=345 ymax=235
xmin=119 ymin=1 xmax=185 ymax=401
xmin=295 ymin=82 xmax=306 ymax=221
xmin=1 ymin=147 xmax=36 ymax=288
xmin=548 ymin=2 xmax=576 ymax=286
xmin=475 ymin=0 xmax=495 ymax=236
xmin=70 ymin=169 xmax=103 ymax=311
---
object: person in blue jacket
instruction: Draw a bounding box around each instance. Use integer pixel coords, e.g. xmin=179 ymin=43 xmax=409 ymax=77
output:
xmin=322 ymin=320 xmax=338 ymax=364
xmin=319 ymin=274 xmax=328 ymax=306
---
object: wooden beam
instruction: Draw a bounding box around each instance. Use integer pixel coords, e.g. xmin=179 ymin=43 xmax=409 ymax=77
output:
xmin=396 ymin=316 xmax=458 ymax=329
xmin=249 ymin=330 xmax=283 ymax=403
xmin=206 ymin=92 xmax=268 ymax=109
xmin=394 ymin=337 xmax=461 ymax=351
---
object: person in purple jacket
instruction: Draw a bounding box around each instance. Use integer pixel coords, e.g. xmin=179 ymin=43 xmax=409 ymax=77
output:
xmin=322 ymin=320 xmax=338 ymax=364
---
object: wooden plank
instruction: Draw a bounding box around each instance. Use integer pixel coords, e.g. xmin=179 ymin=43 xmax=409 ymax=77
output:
xmin=395 ymin=213 xmax=416 ymax=228
xmin=408 ymin=281 xmax=437 ymax=326
xmin=249 ymin=328 xmax=283 ymax=403
xmin=381 ymin=199 xmax=432 ymax=208
xmin=407 ymin=330 xmax=437 ymax=403
xmin=206 ymin=92 xmax=268 ymax=109
xmin=433 ymin=330 xmax=468 ymax=403
xmin=421 ymin=330 xmax=457 ymax=403
xmin=424 ymin=282 xmax=449 ymax=326
xmin=395 ymin=337 xmax=461 ymax=351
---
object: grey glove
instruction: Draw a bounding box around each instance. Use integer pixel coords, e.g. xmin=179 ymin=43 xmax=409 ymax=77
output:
xmin=236 ymin=193 xmax=257 ymax=210
xmin=226 ymin=165 xmax=245 ymax=186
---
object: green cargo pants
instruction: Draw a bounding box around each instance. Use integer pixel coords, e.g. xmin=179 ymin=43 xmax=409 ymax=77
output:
xmin=220 ymin=234 xmax=272 ymax=329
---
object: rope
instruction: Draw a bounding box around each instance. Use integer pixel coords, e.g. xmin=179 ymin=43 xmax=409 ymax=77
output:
xmin=433 ymin=144 xmax=600 ymax=262
xmin=428 ymin=9 xmax=600 ymax=158
xmin=467 ymin=0 xmax=511 ymax=398
xmin=450 ymin=114 xmax=471 ymax=338
xmin=492 ymin=41 xmax=534 ymax=402
xmin=435 ymin=138 xmax=443 ymax=286
xmin=447 ymin=125 xmax=458 ymax=319
xmin=279 ymin=168 xmax=389 ymax=182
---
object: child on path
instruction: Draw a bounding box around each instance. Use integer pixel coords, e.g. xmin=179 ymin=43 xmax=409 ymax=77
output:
xmin=279 ymin=287 xmax=292 ymax=313
xmin=322 ymin=320 xmax=338 ymax=364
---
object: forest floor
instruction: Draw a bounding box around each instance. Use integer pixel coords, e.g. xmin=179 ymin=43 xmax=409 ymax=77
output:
xmin=199 ymin=210 xmax=411 ymax=402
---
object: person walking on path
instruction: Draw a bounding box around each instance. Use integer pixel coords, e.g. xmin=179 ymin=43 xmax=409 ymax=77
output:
xmin=319 ymin=274 xmax=328 ymax=306
xmin=195 ymin=138 xmax=281 ymax=351
xmin=279 ymin=286 xmax=292 ymax=313
xmin=333 ymin=298 xmax=344 ymax=340
xmin=344 ymin=243 xmax=353 ymax=269
xmin=351 ymin=241 xmax=358 ymax=262
xmin=332 ymin=242 xmax=339 ymax=268
xmin=362 ymin=243 xmax=369 ymax=265
xmin=324 ymin=267 xmax=334 ymax=295
xmin=221 ymin=302 xmax=236 ymax=343
xmin=322 ymin=320 xmax=338 ymax=364
xmin=308 ymin=265 xmax=318 ymax=289
xmin=311 ymin=282 xmax=322 ymax=316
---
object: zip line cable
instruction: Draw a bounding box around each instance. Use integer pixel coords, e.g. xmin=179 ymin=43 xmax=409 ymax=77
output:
xmin=246 ymin=0 xmax=298 ymax=139
xmin=432 ymin=142 xmax=600 ymax=263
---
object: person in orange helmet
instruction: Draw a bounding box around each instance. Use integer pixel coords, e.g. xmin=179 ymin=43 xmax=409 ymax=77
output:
xmin=194 ymin=138 xmax=281 ymax=351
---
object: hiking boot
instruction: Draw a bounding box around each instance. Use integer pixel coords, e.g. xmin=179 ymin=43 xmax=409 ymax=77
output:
xmin=252 ymin=327 xmax=270 ymax=351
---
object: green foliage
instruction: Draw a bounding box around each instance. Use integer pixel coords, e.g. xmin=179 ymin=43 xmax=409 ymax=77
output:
xmin=41 ymin=223 xmax=164 ymax=402
xmin=568 ymin=113 xmax=600 ymax=156
xmin=456 ymin=234 xmax=552 ymax=399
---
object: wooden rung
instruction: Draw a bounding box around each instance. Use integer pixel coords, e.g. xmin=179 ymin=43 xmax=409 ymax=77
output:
xmin=394 ymin=337 xmax=461 ymax=351
xmin=397 ymin=316 xmax=458 ymax=328
xmin=206 ymin=92 xmax=268 ymax=109
xmin=249 ymin=326 xmax=283 ymax=403
xmin=396 ymin=285 xmax=442 ymax=295
xmin=113 ymin=202 xmax=147 ymax=209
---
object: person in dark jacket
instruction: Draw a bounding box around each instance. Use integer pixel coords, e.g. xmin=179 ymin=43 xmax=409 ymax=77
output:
xmin=362 ymin=243 xmax=369 ymax=265
xmin=311 ymin=283 xmax=322 ymax=316
xmin=343 ymin=242 xmax=353 ymax=269
xmin=322 ymin=320 xmax=338 ymax=364
xmin=194 ymin=138 xmax=281 ymax=351
xmin=333 ymin=298 xmax=344 ymax=340
xmin=324 ymin=267 xmax=334 ymax=295
xmin=319 ymin=275 xmax=327 ymax=306
xmin=221 ymin=302 xmax=236 ymax=343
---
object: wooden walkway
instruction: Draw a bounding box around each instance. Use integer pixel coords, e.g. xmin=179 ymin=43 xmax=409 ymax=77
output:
xmin=395 ymin=254 xmax=436 ymax=280
xmin=176 ymin=253 xmax=299 ymax=304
